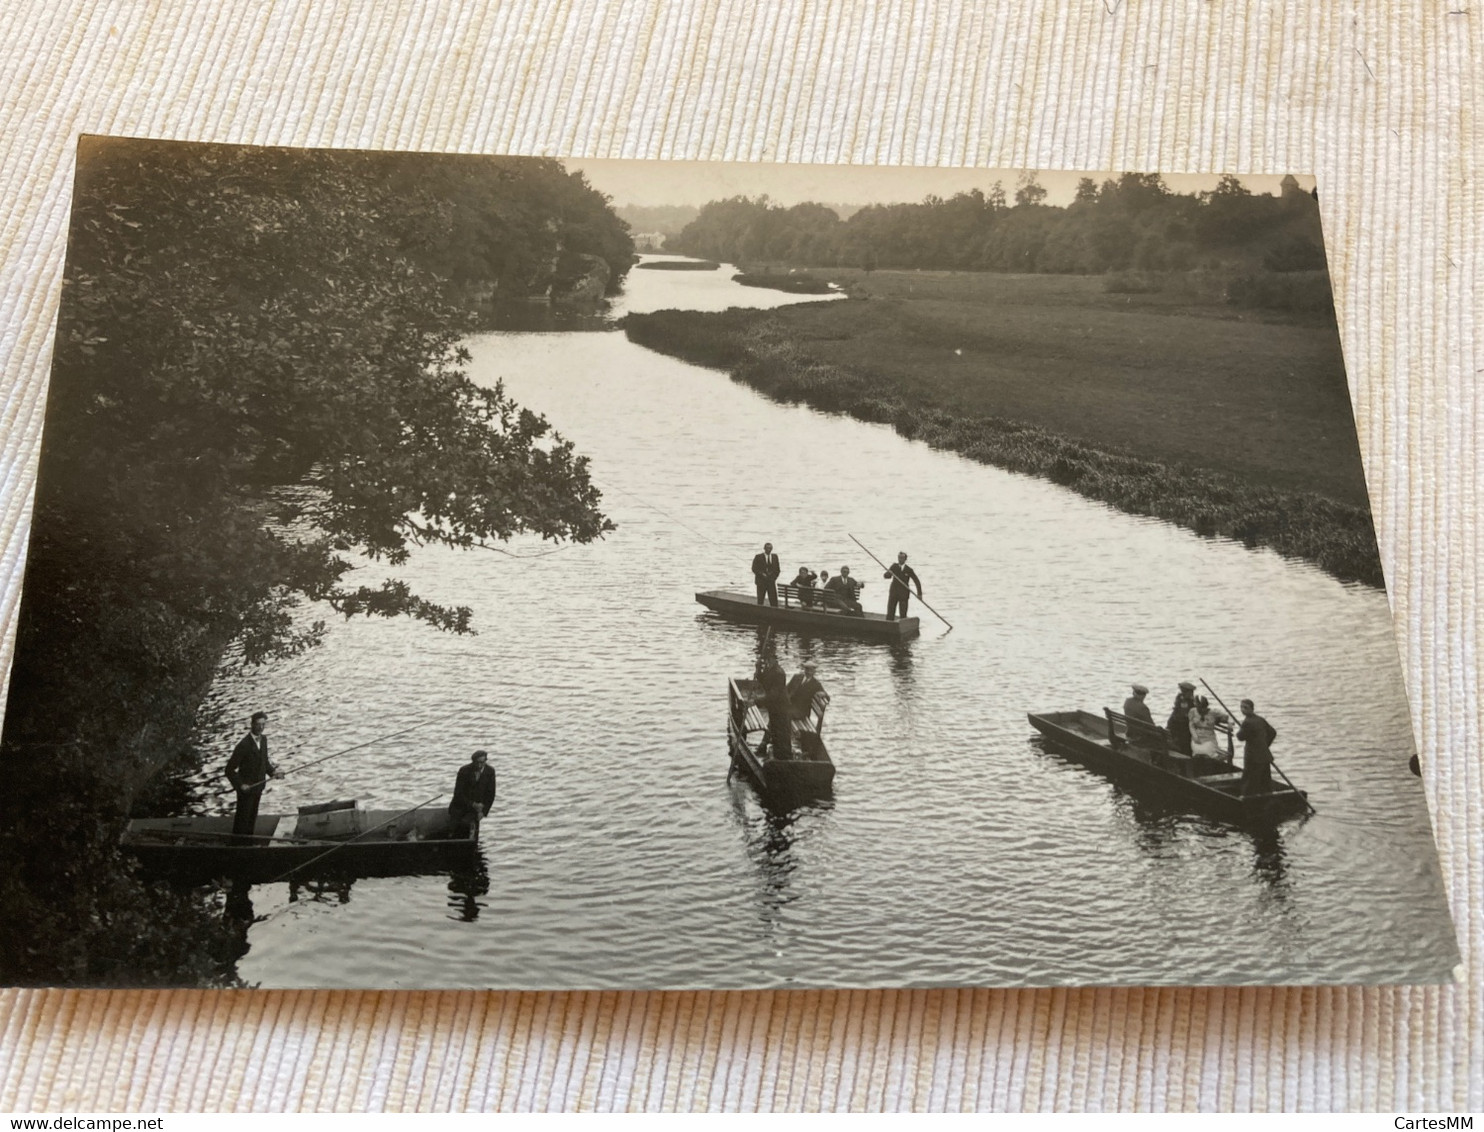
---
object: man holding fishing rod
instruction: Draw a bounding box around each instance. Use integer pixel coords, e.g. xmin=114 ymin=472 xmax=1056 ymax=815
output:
xmin=225 ymin=710 xmax=282 ymax=838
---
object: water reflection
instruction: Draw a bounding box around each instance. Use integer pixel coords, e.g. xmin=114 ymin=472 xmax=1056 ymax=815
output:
xmin=223 ymin=879 xmax=258 ymax=968
xmin=1037 ymin=734 xmax=1297 ymax=902
xmin=1119 ymin=791 xmax=1294 ymax=903
xmin=1247 ymin=823 xmax=1291 ymax=895
xmin=1118 ymin=794 xmax=1188 ymax=858
xmin=288 ymin=875 xmax=354 ymax=905
xmin=448 ymin=855 xmax=491 ymax=922
xmin=886 ymin=640 xmax=917 ymax=705
xmin=481 ymin=301 xmax=618 ymax=334
xmin=730 ymin=788 xmax=834 ymax=942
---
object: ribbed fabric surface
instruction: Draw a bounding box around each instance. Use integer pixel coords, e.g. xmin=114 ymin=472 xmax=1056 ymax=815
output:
xmin=0 ymin=0 xmax=1478 ymax=1112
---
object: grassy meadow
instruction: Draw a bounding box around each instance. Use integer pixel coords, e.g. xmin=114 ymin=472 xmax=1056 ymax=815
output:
xmin=748 ymin=268 xmax=1369 ymax=508
xmin=625 ymin=267 xmax=1382 ymax=585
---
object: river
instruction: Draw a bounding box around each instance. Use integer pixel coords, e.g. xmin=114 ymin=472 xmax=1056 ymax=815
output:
xmin=196 ymin=256 xmax=1459 ymax=989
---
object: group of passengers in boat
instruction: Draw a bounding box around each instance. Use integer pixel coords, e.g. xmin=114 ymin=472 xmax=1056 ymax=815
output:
xmin=1122 ymin=680 xmax=1278 ymax=796
xmin=753 ymin=542 xmax=924 ymax=620
xmin=754 ymin=658 xmax=828 ymax=761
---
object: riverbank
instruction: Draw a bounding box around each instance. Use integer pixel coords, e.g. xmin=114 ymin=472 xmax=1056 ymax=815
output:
xmin=624 ymin=273 xmax=1383 ymax=586
xmin=732 ymin=271 xmax=835 ymax=294
xmin=637 ymin=259 xmax=719 ymax=271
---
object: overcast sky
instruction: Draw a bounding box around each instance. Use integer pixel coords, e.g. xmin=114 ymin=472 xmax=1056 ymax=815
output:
xmin=565 ymin=159 xmax=1314 ymax=210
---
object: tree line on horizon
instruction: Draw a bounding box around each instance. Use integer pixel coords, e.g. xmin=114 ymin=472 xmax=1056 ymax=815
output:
xmin=666 ymin=173 xmax=1330 ymax=279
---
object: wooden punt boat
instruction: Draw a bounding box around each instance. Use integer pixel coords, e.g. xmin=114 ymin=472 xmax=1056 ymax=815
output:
xmin=697 ymin=587 xmax=919 ymax=641
xmin=728 ymin=678 xmax=835 ymax=798
xmin=1028 ymin=708 xmax=1310 ymax=824
xmin=122 ymin=801 xmax=477 ymax=884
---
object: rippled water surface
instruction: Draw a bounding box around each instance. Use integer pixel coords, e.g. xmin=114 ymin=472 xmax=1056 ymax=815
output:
xmin=199 ymin=258 xmax=1459 ymax=988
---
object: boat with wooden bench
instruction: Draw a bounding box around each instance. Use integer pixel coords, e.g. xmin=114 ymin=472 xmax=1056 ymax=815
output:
xmin=727 ymin=678 xmax=835 ymax=798
xmin=697 ymin=586 xmax=919 ymax=641
xmin=1027 ymin=708 xmax=1309 ymax=823
xmin=122 ymin=800 xmax=478 ymax=884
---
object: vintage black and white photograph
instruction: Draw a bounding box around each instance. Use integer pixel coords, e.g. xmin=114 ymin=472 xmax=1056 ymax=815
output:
xmin=0 ymin=137 xmax=1459 ymax=989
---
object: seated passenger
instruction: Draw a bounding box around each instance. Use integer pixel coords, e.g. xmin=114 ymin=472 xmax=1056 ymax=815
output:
xmin=786 ymin=660 xmax=825 ymax=721
xmin=790 ymin=566 xmax=818 ymax=606
xmin=826 ymin=565 xmax=864 ymax=615
xmin=818 ymin=570 xmax=842 ymax=610
xmin=1121 ymin=683 xmax=1161 ymax=748
xmin=1188 ymin=696 xmax=1229 ymax=760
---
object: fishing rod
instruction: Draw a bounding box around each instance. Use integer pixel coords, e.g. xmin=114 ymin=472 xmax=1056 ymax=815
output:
xmin=590 ymin=474 xmax=726 ymax=546
xmin=1199 ymin=677 xmax=1315 ymax=814
xmin=848 ymin=534 xmax=954 ymax=632
xmin=267 ymin=792 xmax=448 ymax=885
xmin=230 ymin=714 xmax=462 ymax=794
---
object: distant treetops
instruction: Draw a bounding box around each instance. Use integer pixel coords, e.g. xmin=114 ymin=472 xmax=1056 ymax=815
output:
xmin=667 ymin=172 xmax=1327 ymax=277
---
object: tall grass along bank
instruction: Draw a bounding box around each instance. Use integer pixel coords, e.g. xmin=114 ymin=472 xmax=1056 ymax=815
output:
xmin=624 ymin=307 xmax=1383 ymax=588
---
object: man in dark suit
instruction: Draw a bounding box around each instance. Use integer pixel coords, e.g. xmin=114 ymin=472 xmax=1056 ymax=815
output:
xmin=758 ymin=662 xmax=794 ymax=759
xmin=883 ymin=551 xmax=923 ymax=620
xmin=225 ymin=710 xmax=280 ymax=837
xmin=1236 ymin=699 xmax=1278 ymax=796
xmin=449 ymin=749 xmax=498 ymax=838
xmin=826 ymin=565 xmax=864 ymax=614
xmin=752 ymin=542 xmax=781 ymax=606
xmin=786 ymin=660 xmax=826 ymax=720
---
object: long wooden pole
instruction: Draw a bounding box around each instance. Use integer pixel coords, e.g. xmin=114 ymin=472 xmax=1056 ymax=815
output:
xmin=848 ymin=534 xmax=953 ymax=631
xmin=1199 ymin=678 xmax=1314 ymax=813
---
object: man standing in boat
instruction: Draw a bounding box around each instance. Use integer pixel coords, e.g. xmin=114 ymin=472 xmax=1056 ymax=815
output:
xmin=758 ymin=662 xmax=795 ymax=759
xmin=752 ymin=542 xmax=781 ymax=607
xmin=1236 ymin=699 xmax=1278 ymax=796
xmin=883 ymin=552 xmax=923 ymax=621
xmin=225 ymin=710 xmax=281 ymax=838
xmin=449 ymin=749 xmax=498 ymax=839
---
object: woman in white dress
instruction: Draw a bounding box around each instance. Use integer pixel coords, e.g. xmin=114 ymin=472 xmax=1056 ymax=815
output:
xmin=1188 ymin=696 xmax=1229 ymax=760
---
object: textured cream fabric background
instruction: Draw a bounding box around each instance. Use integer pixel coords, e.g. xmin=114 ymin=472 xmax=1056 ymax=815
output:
xmin=0 ymin=0 xmax=1478 ymax=1112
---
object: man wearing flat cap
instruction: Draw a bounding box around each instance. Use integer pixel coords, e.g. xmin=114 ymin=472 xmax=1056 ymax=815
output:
xmin=1124 ymin=684 xmax=1152 ymax=720
xmin=1167 ymin=681 xmax=1198 ymax=755
xmin=787 ymin=660 xmax=826 ymax=720
xmin=1122 ymin=683 xmax=1158 ymax=747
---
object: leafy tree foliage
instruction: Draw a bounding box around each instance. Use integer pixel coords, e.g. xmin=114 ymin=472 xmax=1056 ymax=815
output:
xmin=0 ymin=139 xmax=630 ymax=984
xmin=668 ymin=173 xmax=1326 ymax=278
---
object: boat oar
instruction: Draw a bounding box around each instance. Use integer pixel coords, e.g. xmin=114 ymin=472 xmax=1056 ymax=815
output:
xmin=848 ymin=534 xmax=953 ymax=632
xmin=267 ymin=792 xmax=448 ymax=885
xmin=1199 ymin=678 xmax=1315 ymax=814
